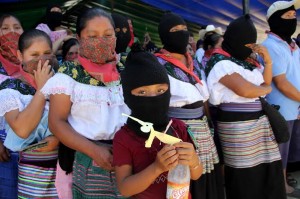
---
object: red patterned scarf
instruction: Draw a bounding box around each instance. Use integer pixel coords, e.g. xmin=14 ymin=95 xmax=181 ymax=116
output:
xmin=19 ymin=65 xmax=37 ymax=89
xmin=78 ymin=55 xmax=119 ymax=83
xmin=0 ymin=32 xmax=21 ymax=76
xmin=155 ymin=49 xmax=202 ymax=85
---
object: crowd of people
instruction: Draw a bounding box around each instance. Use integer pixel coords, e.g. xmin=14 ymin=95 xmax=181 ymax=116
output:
xmin=0 ymin=1 xmax=300 ymax=199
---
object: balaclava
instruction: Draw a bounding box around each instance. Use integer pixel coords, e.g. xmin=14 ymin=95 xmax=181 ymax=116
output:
xmin=46 ymin=4 xmax=63 ymax=31
xmin=112 ymin=13 xmax=131 ymax=54
xmin=222 ymin=14 xmax=257 ymax=60
xmin=121 ymin=45 xmax=171 ymax=138
xmin=268 ymin=6 xmax=297 ymax=44
xmin=158 ymin=12 xmax=189 ymax=54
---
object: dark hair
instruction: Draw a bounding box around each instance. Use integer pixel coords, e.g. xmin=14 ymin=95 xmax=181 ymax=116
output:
xmin=18 ymin=29 xmax=52 ymax=53
xmin=76 ymin=8 xmax=114 ymax=36
xmin=203 ymin=33 xmax=222 ymax=51
xmin=62 ymin=38 xmax=79 ymax=59
xmin=0 ymin=14 xmax=22 ymax=28
xmin=196 ymin=39 xmax=203 ymax=49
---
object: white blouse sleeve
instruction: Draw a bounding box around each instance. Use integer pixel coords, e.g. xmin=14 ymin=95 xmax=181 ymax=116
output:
xmin=207 ymin=60 xmax=264 ymax=105
xmin=0 ymin=89 xmax=26 ymax=116
xmin=41 ymin=73 xmax=75 ymax=99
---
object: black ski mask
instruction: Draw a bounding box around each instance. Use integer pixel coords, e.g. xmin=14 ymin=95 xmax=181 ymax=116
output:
xmin=268 ymin=6 xmax=297 ymax=44
xmin=121 ymin=45 xmax=171 ymax=138
xmin=112 ymin=13 xmax=131 ymax=54
xmin=158 ymin=12 xmax=189 ymax=54
xmin=46 ymin=4 xmax=63 ymax=31
xmin=222 ymin=14 xmax=257 ymax=61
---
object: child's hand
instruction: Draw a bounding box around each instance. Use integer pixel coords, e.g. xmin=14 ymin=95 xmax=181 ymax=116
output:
xmin=35 ymin=136 xmax=59 ymax=152
xmin=154 ymin=145 xmax=178 ymax=173
xmin=173 ymin=142 xmax=199 ymax=169
xmin=34 ymin=60 xmax=54 ymax=90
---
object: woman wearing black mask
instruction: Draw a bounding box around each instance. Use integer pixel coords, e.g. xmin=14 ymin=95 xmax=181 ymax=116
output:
xmin=36 ymin=3 xmax=69 ymax=49
xmin=205 ymin=15 xmax=286 ymax=199
xmin=112 ymin=13 xmax=131 ymax=72
xmin=155 ymin=12 xmax=223 ymax=199
xmin=262 ymin=1 xmax=300 ymax=197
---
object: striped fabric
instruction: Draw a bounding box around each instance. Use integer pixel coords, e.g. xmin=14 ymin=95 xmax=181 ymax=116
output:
xmin=218 ymin=115 xmax=281 ymax=168
xmin=219 ymin=101 xmax=262 ymax=112
xmin=18 ymin=150 xmax=58 ymax=199
xmin=182 ymin=117 xmax=219 ymax=174
xmin=19 ymin=150 xmax=58 ymax=162
xmin=72 ymin=151 xmax=126 ymax=199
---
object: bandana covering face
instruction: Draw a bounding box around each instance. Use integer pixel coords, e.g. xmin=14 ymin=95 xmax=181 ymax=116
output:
xmin=20 ymin=54 xmax=58 ymax=89
xmin=0 ymin=32 xmax=21 ymax=75
xmin=22 ymin=54 xmax=58 ymax=74
xmin=79 ymin=36 xmax=116 ymax=65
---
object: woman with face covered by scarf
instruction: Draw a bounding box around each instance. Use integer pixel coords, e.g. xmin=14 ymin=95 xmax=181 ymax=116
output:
xmin=43 ymin=8 xmax=130 ymax=198
xmin=0 ymin=13 xmax=24 ymax=199
xmin=0 ymin=29 xmax=59 ymax=198
xmin=205 ymin=15 xmax=286 ymax=199
xmin=155 ymin=12 xmax=224 ymax=199
xmin=0 ymin=14 xmax=23 ymax=78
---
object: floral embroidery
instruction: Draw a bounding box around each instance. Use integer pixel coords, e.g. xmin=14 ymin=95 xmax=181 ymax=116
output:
xmin=58 ymin=61 xmax=105 ymax=86
xmin=58 ymin=66 xmax=67 ymax=73
xmin=0 ymin=78 xmax=36 ymax=95
xmin=163 ymin=59 xmax=203 ymax=85
xmin=89 ymin=78 xmax=98 ymax=86
xmin=72 ymin=68 xmax=78 ymax=79
xmin=205 ymin=53 xmax=257 ymax=77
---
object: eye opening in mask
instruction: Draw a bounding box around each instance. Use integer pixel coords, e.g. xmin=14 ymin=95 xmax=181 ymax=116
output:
xmin=169 ymin=24 xmax=188 ymax=32
xmin=131 ymin=83 xmax=169 ymax=97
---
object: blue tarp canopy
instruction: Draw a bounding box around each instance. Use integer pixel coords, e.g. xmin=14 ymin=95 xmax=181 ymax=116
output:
xmin=140 ymin=0 xmax=300 ymax=41
xmin=1 ymin=0 xmax=300 ymax=43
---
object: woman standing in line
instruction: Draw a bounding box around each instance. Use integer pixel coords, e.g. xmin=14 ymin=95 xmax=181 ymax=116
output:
xmin=205 ymin=15 xmax=285 ymax=199
xmin=0 ymin=29 xmax=59 ymax=198
xmin=155 ymin=12 xmax=224 ymax=199
xmin=0 ymin=13 xmax=24 ymax=199
xmin=43 ymin=8 xmax=130 ymax=198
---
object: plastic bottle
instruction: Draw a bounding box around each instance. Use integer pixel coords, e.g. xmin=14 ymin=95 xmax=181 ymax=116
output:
xmin=166 ymin=164 xmax=190 ymax=199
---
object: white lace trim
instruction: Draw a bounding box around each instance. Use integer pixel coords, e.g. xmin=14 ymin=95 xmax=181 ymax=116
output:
xmin=0 ymin=89 xmax=32 ymax=116
xmin=206 ymin=60 xmax=264 ymax=105
xmin=41 ymin=73 xmax=126 ymax=106
xmin=41 ymin=73 xmax=74 ymax=98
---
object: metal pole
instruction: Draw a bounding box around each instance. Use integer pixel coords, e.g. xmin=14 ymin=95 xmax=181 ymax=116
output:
xmin=243 ymin=0 xmax=249 ymax=15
